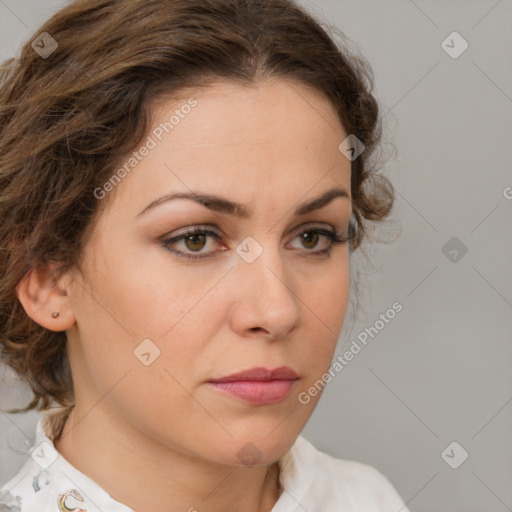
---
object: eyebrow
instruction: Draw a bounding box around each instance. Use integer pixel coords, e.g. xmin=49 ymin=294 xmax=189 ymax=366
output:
xmin=136 ymin=187 xmax=350 ymax=219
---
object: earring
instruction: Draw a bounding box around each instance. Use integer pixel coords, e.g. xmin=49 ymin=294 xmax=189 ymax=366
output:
xmin=51 ymin=312 xmax=60 ymax=318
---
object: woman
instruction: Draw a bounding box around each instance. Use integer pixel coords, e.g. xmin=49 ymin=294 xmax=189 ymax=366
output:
xmin=0 ymin=0 xmax=409 ymax=510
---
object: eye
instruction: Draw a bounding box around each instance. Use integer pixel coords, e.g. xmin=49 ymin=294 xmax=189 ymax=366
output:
xmin=287 ymin=226 xmax=350 ymax=256
xmin=161 ymin=226 xmax=222 ymax=260
xmin=161 ymin=224 xmax=351 ymax=261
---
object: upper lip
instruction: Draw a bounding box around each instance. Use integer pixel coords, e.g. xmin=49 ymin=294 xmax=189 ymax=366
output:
xmin=208 ymin=366 xmax=298 ymax=382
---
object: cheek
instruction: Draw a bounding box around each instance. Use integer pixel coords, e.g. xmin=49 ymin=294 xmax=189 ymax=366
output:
xmin=69 ymin=254 xmax=222 ymax=397
xmin=309 ymin=259 xmax=350 ymax=326
xmin=301 ymin=263 xmax=350 ymax=369
xmin=77 ymin=246 xmax=199 ymax=343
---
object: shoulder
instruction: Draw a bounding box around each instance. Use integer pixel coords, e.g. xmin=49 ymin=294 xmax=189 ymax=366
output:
xmin=0 ymin=486 xmax=22 ymax=511
xmin=0 ymin=418 xmax=84 ymax=512
xmin=0 ymin=456 xmax=36 ymax=511
xmin=282 ymin=435 xmax=410 ymax=511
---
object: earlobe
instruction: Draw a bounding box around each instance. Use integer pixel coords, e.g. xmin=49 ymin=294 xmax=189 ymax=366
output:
xmin=15 ymin=263 xmax=76 ymax=332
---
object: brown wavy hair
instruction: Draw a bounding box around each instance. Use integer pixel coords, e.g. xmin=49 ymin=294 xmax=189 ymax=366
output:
xmin=0 ymin=0 xmax=395 ymax=435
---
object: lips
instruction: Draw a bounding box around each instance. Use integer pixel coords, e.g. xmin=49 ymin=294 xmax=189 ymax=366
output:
xmin=208 ymin=366 xmax=298 ymax=383
xmin=207 ymin=366 xmax=299 ymax=405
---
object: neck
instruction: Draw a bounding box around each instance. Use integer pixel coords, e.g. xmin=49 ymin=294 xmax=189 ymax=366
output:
xmin=54 ymin=405 xmax=282 ymax=512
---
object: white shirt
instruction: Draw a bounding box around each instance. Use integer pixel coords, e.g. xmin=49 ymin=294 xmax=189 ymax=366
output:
xmin=0 ymin=418 xmax=410 ymax=512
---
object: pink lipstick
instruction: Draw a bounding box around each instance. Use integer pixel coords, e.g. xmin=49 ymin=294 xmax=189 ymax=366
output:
xmin=207 ymin=366 xmax=299 ymax=405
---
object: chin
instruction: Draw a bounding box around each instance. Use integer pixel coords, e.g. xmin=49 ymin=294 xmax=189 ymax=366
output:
xmin=208 ymin=427 xmax=301 ymax=468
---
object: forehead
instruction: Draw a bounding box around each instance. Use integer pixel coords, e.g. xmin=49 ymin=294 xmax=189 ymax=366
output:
xmin=150 ymin=77 xmax=345 ymax=148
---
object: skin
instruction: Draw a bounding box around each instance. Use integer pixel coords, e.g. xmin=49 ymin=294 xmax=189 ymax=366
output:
xmin=16 ymin=77 xmax=353 ymax=512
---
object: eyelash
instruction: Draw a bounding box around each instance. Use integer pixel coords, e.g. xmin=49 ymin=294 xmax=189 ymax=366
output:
xmin=161 ymin=225 xmax=351 ymax=261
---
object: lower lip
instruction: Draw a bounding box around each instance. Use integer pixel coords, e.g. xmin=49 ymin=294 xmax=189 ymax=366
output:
xmin=207 ymin=379 xmax=297 ymax=404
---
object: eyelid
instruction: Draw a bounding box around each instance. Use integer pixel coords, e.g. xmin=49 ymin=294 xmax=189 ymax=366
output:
xmin=160 ymin=221 xmax=341 ymax=243
xmin=159 ymin=224 xmax=222 ymax=241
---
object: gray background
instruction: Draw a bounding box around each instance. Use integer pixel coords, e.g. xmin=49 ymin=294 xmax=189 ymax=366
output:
xmin=1 ymin=1 xmax=511 ymax=511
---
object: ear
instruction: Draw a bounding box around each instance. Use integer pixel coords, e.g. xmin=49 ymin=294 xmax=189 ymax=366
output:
xmin=16 ymin=263 xmax=76 ymax=332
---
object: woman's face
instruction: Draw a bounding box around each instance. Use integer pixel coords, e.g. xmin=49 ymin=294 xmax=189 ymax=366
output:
xmin=65 ymin=78 xmax=353 ymax=465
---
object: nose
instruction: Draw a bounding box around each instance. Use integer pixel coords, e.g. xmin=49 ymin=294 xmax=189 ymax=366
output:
xmin=228 ymin=239 xmax=302 ymax=340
